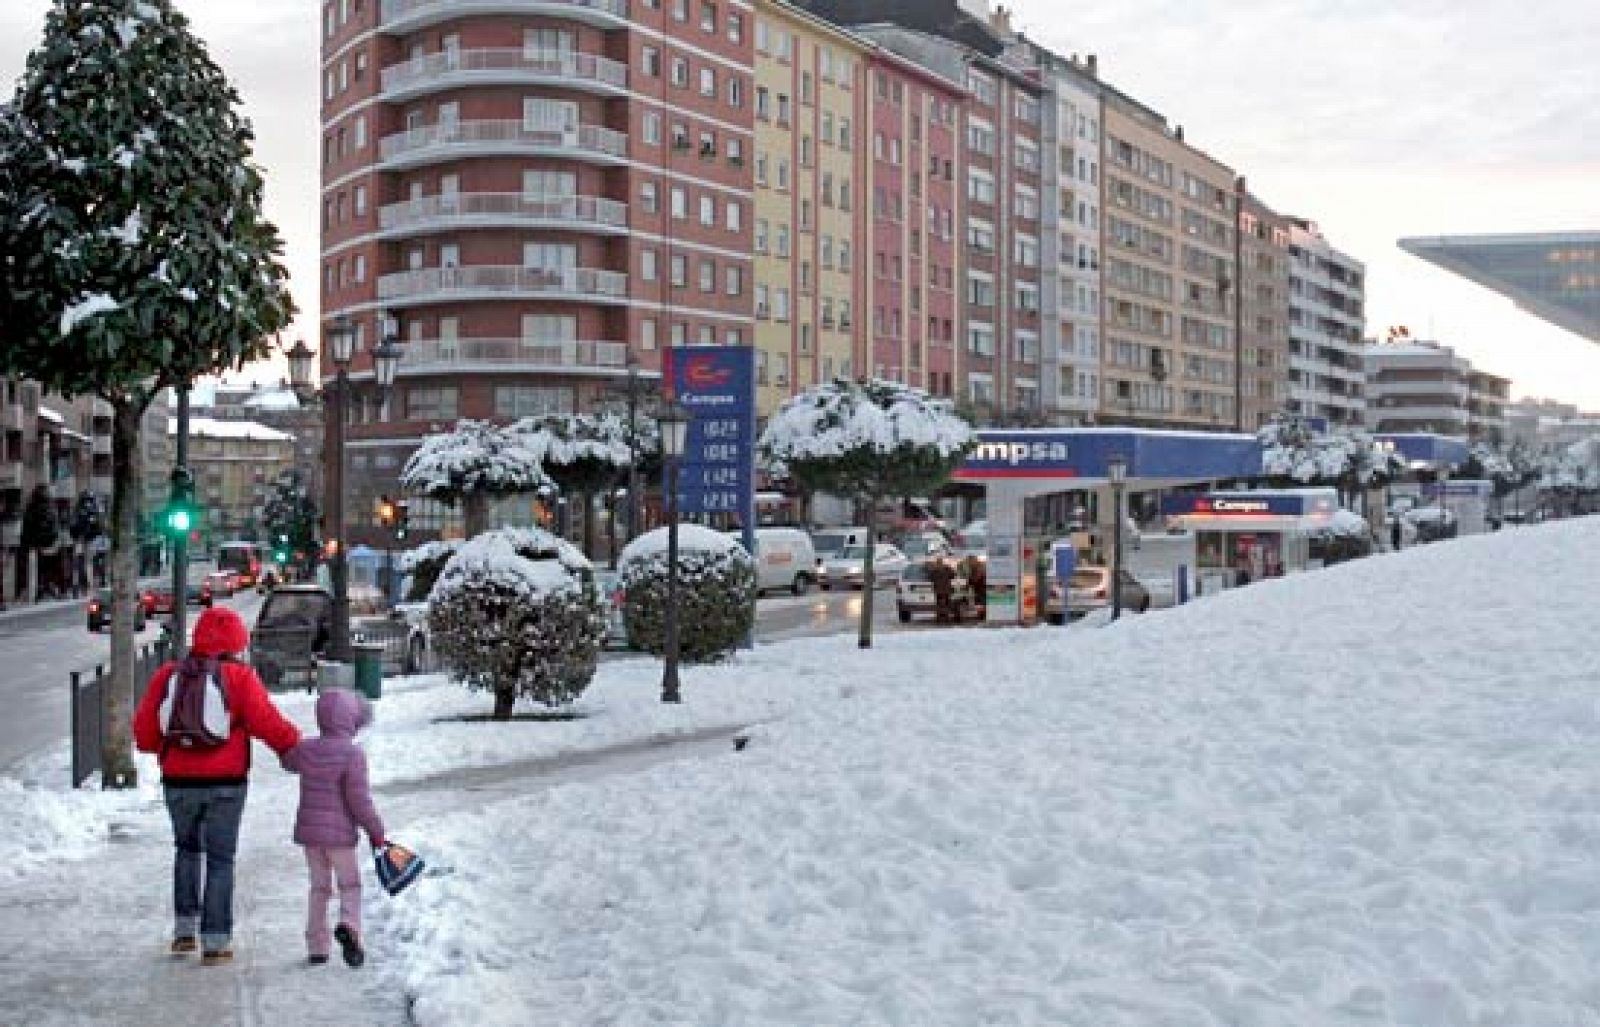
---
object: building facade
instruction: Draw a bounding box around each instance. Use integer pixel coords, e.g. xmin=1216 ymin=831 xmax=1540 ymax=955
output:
xmin=751 ymin=1 xmax=867 ymax=414
xmin=202 ymin=381 xmax=326 ymax=508
xmin=174 ymin=418 xmax=298 ymax=548
xmin=1101 ymin=98 xmax=1237 ymax=428
xmin=1364 ymin=340 xmax=1472 ymax=436
xmin=1466 ymin=368 xmax=1511 ymax=443
xmin=1400 ymin=232 xmax=1600 ymax=345
xmin=1235 ymin=183 xmax=1291 ymax=431
xmin=321 ymin=0 xmax=755 ymax=534
xmin=1287 ymin=219 xmax=1366 ymax=427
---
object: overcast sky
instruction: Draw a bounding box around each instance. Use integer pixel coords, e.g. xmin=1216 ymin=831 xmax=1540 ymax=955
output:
xmin=2 ymin=0 xmax=1598 ymax=408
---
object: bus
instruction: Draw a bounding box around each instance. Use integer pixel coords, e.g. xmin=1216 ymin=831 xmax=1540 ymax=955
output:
xmin=216 ymin=541 xmax=265 ymax=588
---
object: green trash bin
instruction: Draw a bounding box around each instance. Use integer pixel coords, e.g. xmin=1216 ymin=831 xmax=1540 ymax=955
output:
xmin=351 ymin=642 xmax=385 ymax=700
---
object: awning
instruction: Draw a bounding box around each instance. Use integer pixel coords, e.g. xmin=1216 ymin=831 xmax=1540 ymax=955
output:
xmin=37 ymin=406 xmax=64 ymax=426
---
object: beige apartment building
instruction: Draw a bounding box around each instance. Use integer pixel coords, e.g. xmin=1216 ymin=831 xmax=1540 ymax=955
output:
xmin=1101 ymin=95 xmax=1237 ymax=428
xmin=1236 ymin=183 xmax=1292 ymax=431
xmin=752 ymin=0 xmax=867 ymax=415
xmin=1365 ymin=339 xmax=1510 ymax=440
xmin=174 ymin=417 xmax=297 ymax=550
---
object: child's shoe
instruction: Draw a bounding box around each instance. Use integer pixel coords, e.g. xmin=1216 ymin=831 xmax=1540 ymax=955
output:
xmin=334 ymin=924 xmax=364 ymax=968
xmin=308 ymin=953 xmax=329 ymax=966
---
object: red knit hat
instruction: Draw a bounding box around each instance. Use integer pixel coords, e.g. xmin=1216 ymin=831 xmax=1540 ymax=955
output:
xmin=191 ymin=606 xmax=251 ymax=657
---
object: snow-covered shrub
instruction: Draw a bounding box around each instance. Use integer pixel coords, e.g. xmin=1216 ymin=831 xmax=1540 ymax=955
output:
xmin=427 ymin=528 xmax=606 ymax=719
xmin=397 ymin=540 xmax=461 ymax=602
xmin=401 ymin=421 xmax=548 ymax=537
xmin=1309 ymin=509 xmax=1374 ymax=564
xmin=618 ymin=525 xmax=755 ymax=664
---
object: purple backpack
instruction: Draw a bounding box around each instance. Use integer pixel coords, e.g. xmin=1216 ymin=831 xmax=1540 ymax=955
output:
xmin=158 ymin=657 xmax=232 ymax=750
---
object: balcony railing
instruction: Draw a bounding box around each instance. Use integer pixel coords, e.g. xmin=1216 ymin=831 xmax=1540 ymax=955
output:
xmin=382 ymin=48 xmax=627 ymax=100
xmin=381 ymin=0 xmax=629 ymax=33
xmin=379 ymin=120 xmax=627 ymax=168
xmin=378 ymin=193 xmax=628 ymax=237
xmin=398 ymin=338 xmax=630 ymax=373
xmin=377 ymin=265 xmax=629 ymax=305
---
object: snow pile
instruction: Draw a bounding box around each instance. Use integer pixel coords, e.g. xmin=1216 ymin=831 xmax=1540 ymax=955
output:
xmin=400 ymin=420 xmax=549 ymax=501
xmin=0 ymin=778 xmax=118 ymax=886
xmin=382 ymin=517 xmax=1600 ymax=1025
xmin=1314 ymin=508 xmax=1371 ymax=538
xmin=761 ymin=378 xmax=972 ymax=466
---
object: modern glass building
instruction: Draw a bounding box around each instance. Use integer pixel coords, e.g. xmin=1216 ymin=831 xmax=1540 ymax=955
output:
xmin=1399 ymin=232 xmax=1600 ymax=344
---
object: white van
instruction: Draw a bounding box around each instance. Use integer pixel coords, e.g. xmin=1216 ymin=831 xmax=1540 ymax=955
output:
xmin=745 ymin=527 xmax=818 ymax=596
xmin=810 ymin=526 xmax=867 ymax=589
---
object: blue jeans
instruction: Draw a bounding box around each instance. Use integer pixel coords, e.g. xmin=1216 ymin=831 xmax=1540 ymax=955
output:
xmin=163 ymin=784 xmax=247 ymax=951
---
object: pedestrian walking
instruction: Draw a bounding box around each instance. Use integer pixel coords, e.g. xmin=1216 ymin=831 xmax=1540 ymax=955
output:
xmin=281 ymin=688 xmax=388 ymax=968
xmin=132 ymin=606 xmax=302 ymax=965
xmin=1390 ymin=517 xmax=1403 ymax=552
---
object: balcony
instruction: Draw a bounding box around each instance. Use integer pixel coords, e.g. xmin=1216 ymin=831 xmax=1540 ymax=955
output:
xmin=380 ymin=0 xmax=630 ymax=34
xmin=0 ymin=462 xmax=22 ymax=491
xmin=382 ymin=49 xmax=628 ymax=101
xmin=91 ymin=434 xmax=112 ymax=456
xmin=378 ymin=193 xmax=628 ymax=240
xmin=1373 ymin=404 xmax=1469 ymax=425
xmin=377 ymin=265 xmax=629 ymax=308
xmin=398 ymin=337 xmax=631 ymax=376
xmin=379 ymin=120 xmax=627 ymax=170
xmin=1370 ymin=379 xmax=1470 ymax=401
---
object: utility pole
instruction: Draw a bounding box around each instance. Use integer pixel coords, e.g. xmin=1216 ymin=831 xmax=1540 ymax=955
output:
xmin=169 ymin=385 xmax=191 ymax=658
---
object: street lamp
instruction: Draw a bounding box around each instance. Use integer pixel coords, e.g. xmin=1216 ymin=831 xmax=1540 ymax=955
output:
xmin=1107 ymin=453 xmax=1128 ymax=621
xmin=655 ymin=399 xmax=691 ymax=704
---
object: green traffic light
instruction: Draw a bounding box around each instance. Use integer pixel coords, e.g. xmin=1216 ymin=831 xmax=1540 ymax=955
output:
xmin=167 ymin=508 xmax=193 ymax=533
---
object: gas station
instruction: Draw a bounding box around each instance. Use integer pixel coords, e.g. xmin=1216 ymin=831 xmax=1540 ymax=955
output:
xmin=951 ymin=428 xmax=1262 ymax=625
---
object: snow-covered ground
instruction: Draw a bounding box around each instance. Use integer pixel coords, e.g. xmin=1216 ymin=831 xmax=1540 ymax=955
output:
xmin=3 ymin=518 xmax=1600 ymax=1025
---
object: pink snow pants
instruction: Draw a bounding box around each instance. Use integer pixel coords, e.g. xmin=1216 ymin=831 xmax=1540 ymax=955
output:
xmin=304 ymin=845 xmax=362 ymax=955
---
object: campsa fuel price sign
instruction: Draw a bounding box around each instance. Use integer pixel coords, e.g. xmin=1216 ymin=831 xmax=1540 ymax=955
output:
xmin=665 ymin=346 xmax=756 ymax=526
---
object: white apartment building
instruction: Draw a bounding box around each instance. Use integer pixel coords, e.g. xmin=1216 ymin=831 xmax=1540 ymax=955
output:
xmin=1287 ymin=219 xmax=1367 ymax=427
xmin=1365 ymin=340 xmax=1472 ymax=436
xmin=1041 ymin=57 xmax=1103 ymax=423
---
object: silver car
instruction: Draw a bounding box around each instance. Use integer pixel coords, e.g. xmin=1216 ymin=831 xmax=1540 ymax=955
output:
xmin=821 ymin=543 xmax=909 ymax=590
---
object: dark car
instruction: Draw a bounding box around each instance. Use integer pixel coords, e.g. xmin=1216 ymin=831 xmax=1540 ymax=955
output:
xmin=87 ymin=590 xmax=148 ymax=633
xmin=251 ymin=585 xmax=334 ymax=689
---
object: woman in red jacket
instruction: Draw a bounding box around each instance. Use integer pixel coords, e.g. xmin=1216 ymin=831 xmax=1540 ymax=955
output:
xmin=132 ymin=606 xmax=302 ymax=965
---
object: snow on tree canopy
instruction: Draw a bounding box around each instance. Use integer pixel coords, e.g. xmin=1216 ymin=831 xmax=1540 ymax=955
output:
xmin=400 ymin=420 xmax=548 ymax=502
xmin=396 ymin=539 xmax=461 ymax=575
xmin=432 ymin=527 xmax=590 ymax=608
xmin=618 ymin=524 xmax=750 ymax=574
xmin=761 ymin=378 xmax=973 ymax=464
xmin=1258 ymin=421 xmax=1405 ymax=486
xmin=515 ymin=411 xmax=636 ymax=469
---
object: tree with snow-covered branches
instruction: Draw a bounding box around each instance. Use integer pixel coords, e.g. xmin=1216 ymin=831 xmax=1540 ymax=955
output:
xmin=516 ymin=412 xmax=644 ymax=559
xmin=1258 ymin=418 xmax=1406 ymax=508
xmin=760 ymin=379 xmax=974 ymax=648
xmin=0 ymin=0 xmax=293 ymax=786
xmin=619 ymin=525 xmax=755 ymax=664
xmin=397 ymin=539 xmax=462 ymax=602
xmin=427 ymin=527 xmax=606 ymax=720
xmin=400 ymin=420 xmax=548 ymax=539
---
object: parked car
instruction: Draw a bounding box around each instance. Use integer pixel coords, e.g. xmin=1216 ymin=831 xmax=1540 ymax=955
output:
xmin=821 ymin=543 xmax=909 ymax=590
xmin=87 ymin=590 xmax=148 ymax=633
xmin=953 ymin=518 xmax=988 ymax=550
xmin=743 ymin=527 xmax=817 ymax=596
xmin=205 ymin=570 xmax=236 ymax=597
xmin=810 ymin=526 xmax=868 ymax=588
xmin=188 ymin=579 xmax=214 ymax=608
xmin=138 ymin=588 xmax=157 ymax=618
xmin=145 ymin=585 xmax=177 ymax=615
xmin=895 ymin=562 xmax=976 ymax=624
xmin=1046 ymin=565 xmax=1150 ymax=624
xmin=591 ymin=570 xmax=630 ymax=650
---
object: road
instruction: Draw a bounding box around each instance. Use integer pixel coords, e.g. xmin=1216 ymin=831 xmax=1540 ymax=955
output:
xmin=0 ymin=580 xmax=263 ymax=775
xmin=0 ymin=578 xmax=939 ymax=776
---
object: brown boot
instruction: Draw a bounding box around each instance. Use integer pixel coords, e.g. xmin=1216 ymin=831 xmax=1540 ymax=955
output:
xmin=201 ymin=947 xmax=234 ymax=966
xmin=169 ymin=937 xmax=197 ymax=956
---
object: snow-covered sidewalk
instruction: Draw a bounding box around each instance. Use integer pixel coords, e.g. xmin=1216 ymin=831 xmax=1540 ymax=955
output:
xmin=3 ymin=518 xmax=1600 ymax=1025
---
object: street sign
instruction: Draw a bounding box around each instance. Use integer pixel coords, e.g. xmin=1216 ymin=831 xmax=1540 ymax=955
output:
xmin=665 ymin=346 xmax=756 ymax=527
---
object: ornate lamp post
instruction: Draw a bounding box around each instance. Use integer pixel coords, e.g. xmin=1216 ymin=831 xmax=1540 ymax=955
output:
xmin=655 ymin=399 xmax=691 ymax=704
xmin=1108 ymin=453 xmax=1128 ymax=621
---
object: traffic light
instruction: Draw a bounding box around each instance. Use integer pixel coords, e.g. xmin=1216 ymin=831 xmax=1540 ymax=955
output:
xmin=162 ymin=468 xmax=197 ymax=538
xmin=273 ymin=532 xmax=290 ymax=564
xmin=377 ymin=495 xmax=397 ymax=530
xmin=394 ymin=499 xmax=410 ymax=541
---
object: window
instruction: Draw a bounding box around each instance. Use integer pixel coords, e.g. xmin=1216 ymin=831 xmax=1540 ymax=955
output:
xmin=671 ymin=187 xmax=687 ymax=219
xmin=700 ymin=0 xmax=716 ymax=32
xmin=354 ymin=185 xmax=367 ymax=216
xmin=774 ymin=287 xmax=790 ymax=321
xmin=494 ymin=386 xmax=574 ymax=418
xmin=700 ymin=68 xmax=716 ymax=97
xmin=967 ymin=324 xmax=995 ymax=356
xmin=699 ymin=259 xmax=715 ymax=293
xmin=967 ymin=170 xmax=996 ymax=205
xmin=407 ymin=386 xmax=459 ymax=420
xmin=754 ymin=219 xmax=768 ymax=253
xmin=725 ymin=200 xmax=741 ymax=232
xmin=671 ymin=58 xmax=689 ymax=88
xmin=640 ymin=181 xmax=659 ymax=214
xmin=776 ymin=225 xmax=790 ymax=258
xmin=728 ymin=77 xmax=743 ymax=108
xmin=643 ymin=112 xmax=662 ymax=146
xmin=725 ymin=265 xmax=742 ymax=295
xmin=641 ymin=249 xmax=658 ymax=281
xmin=353 ymin=116 xmax=367 ymax=150
xmin=642 ymin=46 xmax=660 ymax=77
xmin=523 ymin=169 xmax=575 ymax=198
xmin=699 ymin=195 xmax=714 ymax=226
xmin=671 ymin=254 xmax=687 ymax=287
xmin=728 ymin=12 xmax=743 ymax=43
xmin=640 ymin=318 xmax=658 ymax=351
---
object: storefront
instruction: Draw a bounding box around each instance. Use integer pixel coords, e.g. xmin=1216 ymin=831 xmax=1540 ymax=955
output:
xmin=1161 ymin=488 xmax=1341 ymax=593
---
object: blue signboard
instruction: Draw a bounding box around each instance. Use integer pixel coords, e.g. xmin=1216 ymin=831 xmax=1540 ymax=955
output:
xmin=954 ymin=429 xmax=1262 ymax=483
xmin=665 ymin=346 xmax=756 ymax=527
xmin=1160 ymin=493 xmax=1320 ymax=517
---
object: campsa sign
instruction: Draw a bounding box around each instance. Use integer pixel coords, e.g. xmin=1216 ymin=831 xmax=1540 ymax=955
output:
xmin=954 ymin=435 xmax=1075 ymax=479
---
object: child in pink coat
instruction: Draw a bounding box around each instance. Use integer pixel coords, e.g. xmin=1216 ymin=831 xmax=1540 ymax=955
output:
xmin=282 ymin=688 xmax=386 ymax=967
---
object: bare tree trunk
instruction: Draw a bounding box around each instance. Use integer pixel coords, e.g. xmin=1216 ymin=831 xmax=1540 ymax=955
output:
xmin=103 ymin=399 xmax=144 ymax=789
xmin=493 ymin=689 xmax=514 ymax=721
xmin=463 ymin=493 xmax=488 ymax=539
xmin=858 ymin=501 xmax=876 ymax=650
xmin=581 ymin=490 xmax=596 ymax=561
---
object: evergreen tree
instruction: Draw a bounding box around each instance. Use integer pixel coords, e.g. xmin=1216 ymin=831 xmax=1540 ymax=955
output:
xmin=401 ymin=420 xmax=548 ymax=539
xmin=261 ymin=470 xmax=318 ymax=577
xmin=0 ymin=0 xmax=293 ymax=786
xmin=20 ymin=484 xmax=59 ymax=599
xmin=760 ymin=379 xmax=974 ymax=648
